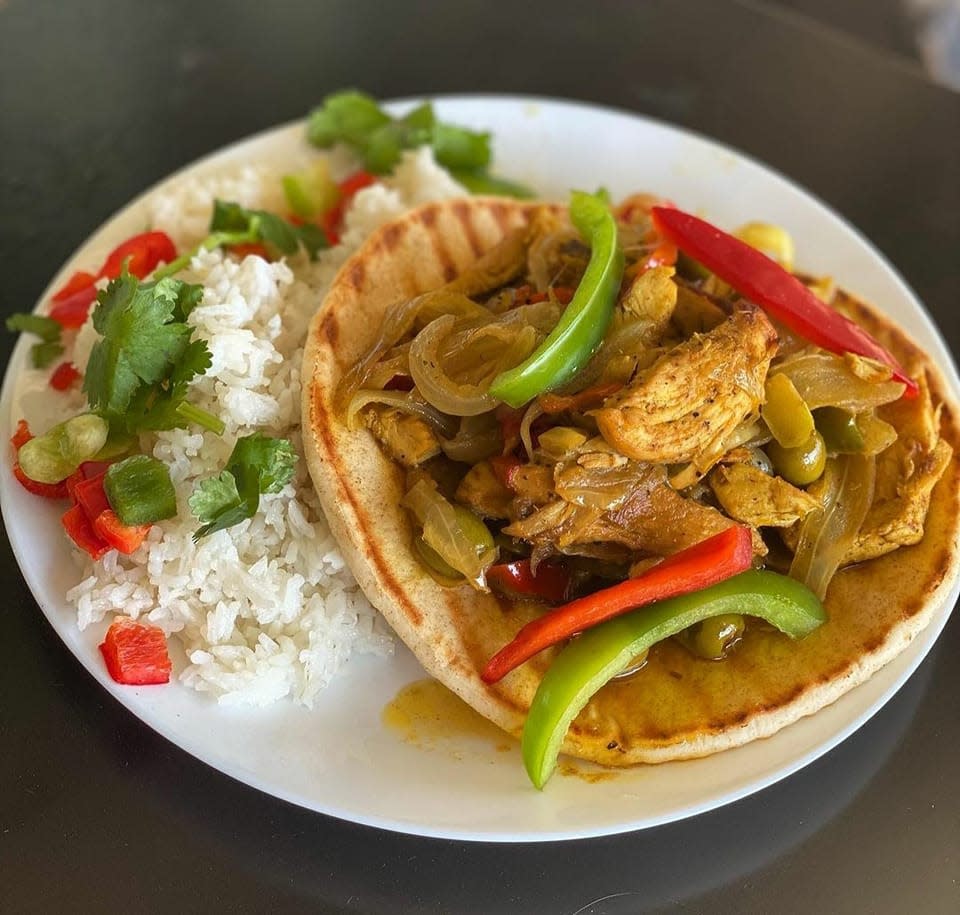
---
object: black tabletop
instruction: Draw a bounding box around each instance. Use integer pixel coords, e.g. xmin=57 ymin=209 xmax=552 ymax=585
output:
xmin=2 ymin=1 xmax=959 ymax=913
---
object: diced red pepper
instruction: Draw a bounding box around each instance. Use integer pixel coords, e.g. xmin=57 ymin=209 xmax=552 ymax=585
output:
xmin=537 ymin=381 xmax=623 ymax=415
xmin=490 ymin=454 xmax=523 ymax=490
xmin=10 ymin=419 xmax=32 ymax=451
xmin=49 ymin=361 xmax=82 ymax=391
xmin=650 ymin=206 xmax=917 ymax=397
xmin=99 ymin=617 xmax=171 ymax=685
xmin=97 ymin=230 xmax=177 ymax=281
xmin=52 ymin=270 xmax=96 ymax=302
xmin=227 ymin=241 xmax=272 ymax=260
xmin=93 ymin=509 xmax=150 ymax=555
xmin=481 ymin=526 xmax=753 ymax=683
xmin=64 ymin=467 xmax=86 ymax=503
xmin=73 ymin=472 xmax=111 ymax=523
xmin=488 ymin=560 xmax=571 ymax=604
xmin=321 ymin=170 xmax=378 ymax=245
xmin=529 ymin=286 xmax=576 ymax=305
xmin=48 ymin=283 xmax=98 ymax=328
xmin=61 ymin=503 xmax=110 ymax=558
xmin=13 ymin=462 xmax=68 ymax=499
xmin=641 ymin=240 xmax=678 ymax=271
xmin=495 ymin=405 xmax=525 ymax=453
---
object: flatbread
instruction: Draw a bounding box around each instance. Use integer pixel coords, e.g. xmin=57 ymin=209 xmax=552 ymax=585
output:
xmin=301 ymin=197 xmax=960 ymax=765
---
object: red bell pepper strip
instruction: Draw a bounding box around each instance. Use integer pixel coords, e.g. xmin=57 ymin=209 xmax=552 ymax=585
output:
xmin=488 ymin=560 xmax=571 ymax=604
xmin=49 ymin=361 xmax=82 ymax=391
xmin=13 ymin=462 xmax=68 ymax=499
xmin=10 ymin=419 xmax=32 ymax=451
xmin=99 ymin=617 xmax=171 ymax=685
xmin=97 ymin=230 xmax=177 ymax=281
xmin=650 ymin=206 xmax=917 ymax=397
xmin=61 ymin=503 xmax=110 ymax=558
xmin=52 ymin=271 xmax=97 ymax=302
xmin=93 ymin=509 xmax=150 ymax=554
xmin=481 ymin=526 xmax=753 ymax=683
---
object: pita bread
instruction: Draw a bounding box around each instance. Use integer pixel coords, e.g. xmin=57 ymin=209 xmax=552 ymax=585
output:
xmin=301 ymin=197 xmax=960 ymax=765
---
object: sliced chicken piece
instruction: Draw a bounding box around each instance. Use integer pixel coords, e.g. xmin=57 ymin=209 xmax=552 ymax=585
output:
xmin=455 ymin=461 xmax=512 ymax=520
xmin=616 ymin=266 xmax=677 ymax=338
xmin=509 ymin=463 xmax=554 ymax=510
xmin=844 ymin=372 xmax=952 ymax=563
xmin=505 ymin=460 xmax=765 ymax=558
xmin=781 ymin=372 xmax=953 ymax=564
xmin=843 ymin=439 xmax=952 ymax=563
xmin=709 ymin=462 xmax=820 ymax=528
xmin=363 ymin=406 xmax=440 ymax=468
xmin=592 ymin=306 xmax=778 ymax=464
xmin=670 ymin=280 xmax=728 ymax=337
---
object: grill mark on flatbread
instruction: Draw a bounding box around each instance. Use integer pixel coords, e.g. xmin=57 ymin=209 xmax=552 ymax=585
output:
xmin=452 ymin=199 xmax=483 ymax=257
xmin=312 ymin=388 xmax=424 ymax=629
xmin=320 ymin=310 xmax=339 ymax=347
xmin=347 ymin=259 xmax=366 ymax=293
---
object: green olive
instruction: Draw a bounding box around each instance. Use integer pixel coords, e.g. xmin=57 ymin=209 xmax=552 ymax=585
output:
xmin=767 ymin=430 xmax=826 ymax=486
xmin=684 ymin=614 xmax=746 ymax=660
xmin=814 ymin=407 xmax=865 ymax=454
xmin=413 ymin=535 xmax=464 ymax=583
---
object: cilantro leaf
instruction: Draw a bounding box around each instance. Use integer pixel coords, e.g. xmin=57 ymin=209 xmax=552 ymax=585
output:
xmin=83 ymin=271 xmax=195 ymax=415
xmin=305 ymin=91 xmax=511 ymax=186
xmin=6 ymin=313 xmax=66 ymax=368
xmin=229 ymin=434 xmax=297 ymax=494
xmin=30 ymin=340 xmax=65 ymax=369
xmin=6 ymin=313 xmax=61 ymax=341
xmin=189 ymin=433 xmax=297 ymax=540
xmin=209 ymin=200 xmax=327 ymax=260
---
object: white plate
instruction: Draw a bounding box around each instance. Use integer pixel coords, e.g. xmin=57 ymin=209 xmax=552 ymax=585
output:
xmin=2 ymin=96 xmax=958 ymax=843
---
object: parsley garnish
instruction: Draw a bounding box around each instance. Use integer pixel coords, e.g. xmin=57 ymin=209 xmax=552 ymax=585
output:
xmin=83 ymin=270 xmax=222 ymax=435
xmin=189 ymin=433 xmax=297 ymax=540
xmin=306 ymin=90 xmax=534 ymax=197
xmin=5 ymin=313 xmax=64 ymax=368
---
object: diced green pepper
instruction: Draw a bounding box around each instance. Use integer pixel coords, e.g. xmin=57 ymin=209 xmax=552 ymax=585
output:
xmin=104 ymin=454 xmax=178 ymax=526
xmin=521 ymin=570 xmax=826 ymax=789
xmin=488 ymin=191 xmax=624 ymax=407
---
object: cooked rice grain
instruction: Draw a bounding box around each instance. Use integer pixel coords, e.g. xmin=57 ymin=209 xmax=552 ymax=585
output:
xmin=64 ymin=147 xmax=466 ymax=706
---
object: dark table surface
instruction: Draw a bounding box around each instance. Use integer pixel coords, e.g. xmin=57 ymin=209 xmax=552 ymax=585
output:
xmin=2 ymin=1 xmax=958 ymax=912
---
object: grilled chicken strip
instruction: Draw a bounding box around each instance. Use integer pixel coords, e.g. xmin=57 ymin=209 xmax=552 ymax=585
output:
xmin=592 ymin=306 xmax=778 ymax=464
xmin=709 ymin=462 xmax=820 ymax=528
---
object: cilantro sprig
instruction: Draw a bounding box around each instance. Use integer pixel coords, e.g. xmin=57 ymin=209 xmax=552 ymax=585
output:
xmin=155 ymin=200 xmax=328 ymax=279
xmin=306 ymin=90 xmax=534 ymax=197
xmin=5 ymin=313 xmax=64 ymax=368
xmin=189 ymin=433 xmax=297 ymax=540
xmin=83 ymin=270 xmax=222 ymax=435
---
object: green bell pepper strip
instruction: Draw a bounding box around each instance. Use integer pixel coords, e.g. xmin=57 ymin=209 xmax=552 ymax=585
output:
xmin=487 ymin=191 xmax=624 ymax=408
xmin=521 ymin=569 xmax=826 ymax=789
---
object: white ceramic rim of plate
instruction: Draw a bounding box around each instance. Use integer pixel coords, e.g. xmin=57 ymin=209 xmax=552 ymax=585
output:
xmin=2 ymin=94 xmax=958 ymax=843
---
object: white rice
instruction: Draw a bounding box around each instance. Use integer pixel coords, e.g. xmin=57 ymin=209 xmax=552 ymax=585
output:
xmin=61 ymin=146 xmax=466 ymax=707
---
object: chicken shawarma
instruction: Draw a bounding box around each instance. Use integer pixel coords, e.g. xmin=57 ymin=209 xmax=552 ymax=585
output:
xmin=302 ymin=193 xmax=960 ymax=788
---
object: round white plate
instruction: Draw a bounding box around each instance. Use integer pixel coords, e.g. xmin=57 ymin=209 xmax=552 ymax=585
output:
xmin=2 ymin=96 xmax=958 ymax=842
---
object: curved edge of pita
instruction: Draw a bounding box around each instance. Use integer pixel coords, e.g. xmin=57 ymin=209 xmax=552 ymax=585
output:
xmin=302 ymin=197 xmax=960 ymax=766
